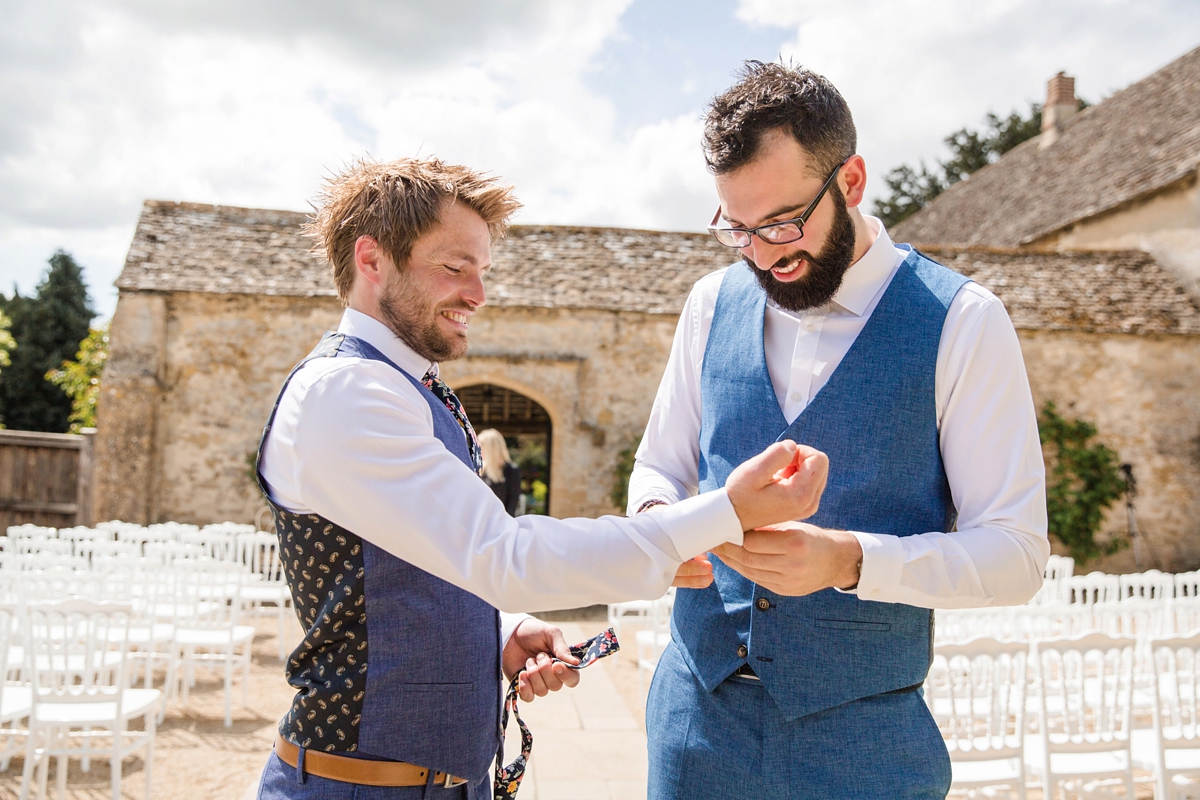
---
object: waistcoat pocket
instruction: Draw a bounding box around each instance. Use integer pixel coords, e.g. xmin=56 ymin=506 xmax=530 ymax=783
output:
xmin=813 ymin=619 xmax=892 ymax=632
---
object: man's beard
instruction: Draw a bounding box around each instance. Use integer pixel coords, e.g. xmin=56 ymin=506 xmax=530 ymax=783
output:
xmin=744 ymin=189 xmax=857 ymax=312
xmin=378 ymin=277 xmax=469 ymax=362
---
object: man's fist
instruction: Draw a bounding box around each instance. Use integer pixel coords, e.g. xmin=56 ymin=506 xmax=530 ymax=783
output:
xmin=725 ymin=441 xmax=828 ymax=532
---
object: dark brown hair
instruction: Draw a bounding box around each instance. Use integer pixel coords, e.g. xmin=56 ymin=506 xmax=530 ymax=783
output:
xmin=703 ymin=61 xmax=856 ymax=177
xmin=306 ymin=157 xmax=521 ymax=304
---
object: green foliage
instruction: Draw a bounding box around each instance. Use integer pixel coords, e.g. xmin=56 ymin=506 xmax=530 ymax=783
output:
xmin=510 ymin=437 xmax=548 ymax=515
xmin=610 ymin=433 xmax=642 ymax=511
xmin=874 ymin=101 xmax=1057 ymax=228
xmin=46 ymin=323 xmax=108 ymax=433
xmin=0 ymin=250 xmax=95 ymax=432
xmin=1038 ymin=401 xmax=1126 ymax=563
xmin=0 ymin=311 xmax=15 ymax=428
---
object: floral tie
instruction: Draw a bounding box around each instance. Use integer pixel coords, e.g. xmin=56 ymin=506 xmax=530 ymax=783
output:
xmin=494 ymin=629 xmax=621 ymax=800
xmin=421 ymin=369 xmax=484 ymax=476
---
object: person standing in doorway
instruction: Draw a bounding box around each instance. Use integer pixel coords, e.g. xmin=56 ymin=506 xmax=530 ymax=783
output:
xmin=479 ymin=428 xmax=522 ymax=516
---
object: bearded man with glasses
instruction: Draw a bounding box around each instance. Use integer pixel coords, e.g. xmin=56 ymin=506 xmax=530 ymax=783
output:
xmin=629 ymin=62 xmax=1048 ymax=799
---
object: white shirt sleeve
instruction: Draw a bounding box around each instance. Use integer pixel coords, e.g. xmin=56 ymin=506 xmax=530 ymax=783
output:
xmin=850 ymin=284 xmax=1049 ymax=608
xmin=260 ymin=357 xmax=744 ymax=614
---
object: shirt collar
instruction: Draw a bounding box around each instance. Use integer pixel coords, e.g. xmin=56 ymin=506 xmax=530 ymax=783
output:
xmin=337 ymin=308 xmax=437 ymax=379
xmin=827 ymin=216 xmax=901 ymax=318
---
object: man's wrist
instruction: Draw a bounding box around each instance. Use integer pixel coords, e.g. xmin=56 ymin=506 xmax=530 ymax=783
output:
xmin=634 ymin=498 xmax=669 ymax=515
xmin=835 ymin=532 xmax=864 ymax=590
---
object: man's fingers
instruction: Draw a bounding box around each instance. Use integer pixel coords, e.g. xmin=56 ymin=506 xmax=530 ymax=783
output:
xmin=741 ymin=529 xmax=796 ymax=555
xmin=740 ymin=440 xmax=800 ymax=488
xmin=548 ymin=629 xmax=580 ymax=667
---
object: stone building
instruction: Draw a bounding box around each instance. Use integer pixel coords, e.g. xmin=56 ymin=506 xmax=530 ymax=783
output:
xmin=96 ymin=200 xmax=1200 ymax=571
xmin=891 ymin=45 xmax=1200 ymax=569
xmin=894 ymin=45 xmax=1200 ymax=301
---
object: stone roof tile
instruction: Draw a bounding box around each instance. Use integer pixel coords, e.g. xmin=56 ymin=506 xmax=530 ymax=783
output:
xmin=116 ymin=201 xmax=1200 ymax=334
xmin=892 ymin=46 xmax=1200 ymax=247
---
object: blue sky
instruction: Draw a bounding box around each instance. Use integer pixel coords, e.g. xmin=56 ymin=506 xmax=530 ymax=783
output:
xmin=1 ymin=0 xmax=1196 ymax=318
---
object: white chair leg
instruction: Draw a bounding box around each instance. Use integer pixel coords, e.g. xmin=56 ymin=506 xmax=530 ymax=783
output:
xmin=55 ymin=753 xmax=66 ymax=799
xmin=224 ymin=653 xmax=233 ymax=728
xmin=145 ymin=712 xmax=156 ymax=799
xmin=18 ymin=727 xmax=37 ymax=800
xmin=242 ymin=643 xmax=251 ymax=707
xmin=111 ymin=749 xmax=121 ymax=800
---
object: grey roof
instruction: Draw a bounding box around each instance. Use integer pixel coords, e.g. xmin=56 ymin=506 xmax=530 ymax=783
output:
xmin=116 ymin=201 xmax=1200 ymax=334
xmin=923 ymin=246 xmax=1200 ymax=335
xmin=115 ymin=200 xmax=734 ymax=314
xmin=893 ymin=46 xmax=1200 ymax=248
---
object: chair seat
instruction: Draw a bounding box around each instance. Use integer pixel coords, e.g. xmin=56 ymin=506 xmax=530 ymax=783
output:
xmin=1131 ymin=727 xmax=1200 ymax=772
xmin=174 ymin=625 xmax=255 ymax=647
xmin=1025 ymin=735 xmax=1129 ymax=776
xmin=240 ymin=585 xmax=290 ymax=603
xmin=951 ymin=756 xmax=1023 ymax=785
xmin=33 ymin=688 xmax=161 ymax=724
xmin=0 ymin=684 xmax=32 ymax=720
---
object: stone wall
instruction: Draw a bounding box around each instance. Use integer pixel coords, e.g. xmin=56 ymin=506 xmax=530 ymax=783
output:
xmin=94 ymin=290 xmax=1200 ymax=573
xmin=1019 ymin=329 xmax=1200 ymax=572
xmin=94 ymin=293 xmax=676 ymax=525
xmin=1032 ymin=176 xmax=1200 ymax=302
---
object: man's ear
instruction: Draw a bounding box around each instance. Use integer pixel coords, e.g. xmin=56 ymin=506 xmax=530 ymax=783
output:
xmin=354 ymin=235 xmax=389 ymax=287
xmin=839 ymin=155 xmax=868 ymax=209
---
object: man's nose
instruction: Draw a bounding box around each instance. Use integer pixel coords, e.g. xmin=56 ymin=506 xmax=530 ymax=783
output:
xmin=463 ymin=272 xmax=487 ymax=308
xmin=742 ymin=237 xmax=783 ymax=270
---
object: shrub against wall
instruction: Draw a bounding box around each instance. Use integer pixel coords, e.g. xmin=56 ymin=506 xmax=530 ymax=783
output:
xmin=1038 ymin=400 xmax=1126 ymax=563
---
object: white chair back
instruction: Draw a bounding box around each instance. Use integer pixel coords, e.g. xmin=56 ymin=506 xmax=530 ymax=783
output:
xmin=1145 ymin=633 xmax=1200 ymax=799
xmin=1032 ymin=633 xmax=1136 ymax=798
xmin=1121 ymin=569 xmax=1175 ymax=602
xmin=24 ymin=600 xmax=134 ymax=703
xmin=1063 ymin=572 xmax=1122 ymax=606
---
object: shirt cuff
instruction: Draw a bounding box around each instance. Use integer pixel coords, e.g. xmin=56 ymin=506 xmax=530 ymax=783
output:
xmin=845 ymin=531 xmax=906 ymax=602
xmin=650 ymin=489 xmax=744 ymax=559
xmin=500 ymin=612 xmax=532 ymax=650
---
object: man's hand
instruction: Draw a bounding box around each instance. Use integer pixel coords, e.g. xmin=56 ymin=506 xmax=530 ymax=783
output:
xmin=672 ymin=554 xmax=714 ymax=588
xmin=502 ymin=618 xmax=581 ymax=702
xmin=725 ymin=441 xmax=829 ymax=531
xmin=713 ymin=521 xmax=862 ymax=597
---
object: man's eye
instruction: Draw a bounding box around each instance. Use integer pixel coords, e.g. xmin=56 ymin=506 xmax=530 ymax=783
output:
xmin=445 ymin=265 xmax=462 ymax=274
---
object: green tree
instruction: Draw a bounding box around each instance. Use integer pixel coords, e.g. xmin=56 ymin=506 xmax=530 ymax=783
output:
xmin=0 ymin=251 xmax=95 ymax=432
xmin=874 ymin=100 xmax=1089 ymax=227
xmin=1038 ymin=401 xmax=1126 ymax=563
xmin=0 ymin=311 xmax=15 ymax=429
xmin=46 ymin=323 xmax=109 ymax=433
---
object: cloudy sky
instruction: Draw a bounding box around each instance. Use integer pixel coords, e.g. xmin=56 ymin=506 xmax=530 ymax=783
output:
xmin=3 ymin=0 xmax=1197 ymax=318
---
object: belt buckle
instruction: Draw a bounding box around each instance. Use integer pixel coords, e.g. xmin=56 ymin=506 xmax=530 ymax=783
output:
xmin=442 ymin=772 xmax=468 ymax=788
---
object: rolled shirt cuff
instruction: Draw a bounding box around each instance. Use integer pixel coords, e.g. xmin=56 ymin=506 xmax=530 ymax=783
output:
xmin=650 ymin=489 xmax=744 ymax=559
xmin=500 ymin=612 xmax=532 ymax=650
xmin=838 ymin=531 xmax=906 ymax=601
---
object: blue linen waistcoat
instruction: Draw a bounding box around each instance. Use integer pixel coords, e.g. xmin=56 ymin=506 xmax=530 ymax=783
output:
xmin=256 ymin=332 xmax=502 ymax=784
xmin=676 ymin=247 xmax=970 ymax=721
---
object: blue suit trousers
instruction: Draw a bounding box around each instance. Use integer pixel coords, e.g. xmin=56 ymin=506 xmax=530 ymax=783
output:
xmin=646 ymin=643 xmax=950 ymax=799
xmin=256 ymin=752 xmax=482 ymax=800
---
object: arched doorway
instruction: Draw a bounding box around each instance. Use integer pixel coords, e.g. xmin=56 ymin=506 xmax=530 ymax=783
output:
xmin=457 ymin=383 xmax=552 ymax=515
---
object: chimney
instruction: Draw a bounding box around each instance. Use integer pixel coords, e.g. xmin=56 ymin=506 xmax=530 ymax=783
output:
xmin=1040 ymin=71 xmax=1077 ymax=147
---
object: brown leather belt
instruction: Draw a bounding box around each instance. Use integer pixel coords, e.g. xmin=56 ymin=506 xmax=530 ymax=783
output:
xmin=274 ymin=735 xmax=468 ymax=788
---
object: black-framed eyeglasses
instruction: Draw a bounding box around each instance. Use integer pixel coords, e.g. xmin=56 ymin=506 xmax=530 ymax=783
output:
xmin=707 ymin=159 xmax=847 ymax=249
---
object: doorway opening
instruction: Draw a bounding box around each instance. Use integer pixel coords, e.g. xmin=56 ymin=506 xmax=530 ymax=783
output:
xmin=458 ymin=384 xmax=552 ymax=515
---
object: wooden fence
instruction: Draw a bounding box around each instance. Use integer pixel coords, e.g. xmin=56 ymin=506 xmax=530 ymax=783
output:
xmin=0 ymin=428 xmax=95 ymax=532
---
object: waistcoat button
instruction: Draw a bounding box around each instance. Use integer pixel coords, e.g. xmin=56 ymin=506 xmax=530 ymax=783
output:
xmin=756 ymin=598 xmax=771 ymax=611
xmin=736 ymin=644 xmax=748 ymax=658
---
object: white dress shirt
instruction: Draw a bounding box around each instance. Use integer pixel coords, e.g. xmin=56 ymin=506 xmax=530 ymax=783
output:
xmin=259 ymin=309 xmax=744 ymax=636
xmin=629 ymin=218 xmax=1049 ymax=609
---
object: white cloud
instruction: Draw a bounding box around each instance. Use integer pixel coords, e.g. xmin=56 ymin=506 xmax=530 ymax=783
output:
xmin=1 ymin=0 xmax=1195 ymax=318
xmin=735 ymin=0 xmax=1199 ymax=210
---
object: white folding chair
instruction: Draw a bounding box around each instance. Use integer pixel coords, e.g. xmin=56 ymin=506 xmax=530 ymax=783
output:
xmin=635 ymin=589 xmax=675 ymax=698
xmin=236 ymin=531 xmax=294 ymax=660
xmin=0 ymin=606 xmax=31 ymax=771
xmin=1132 ymin=634 xmax=1200 ymax=799
xmin=1176 ymin=573 xmax=1200 ymax=602
xmin=167 ymin=562 xmax=255 ymax=727
xmin=1120 ymin=570 xmax=1175 ymax=603
xmin=19 ymin=600 xmax=160 ymax=800
xmin=926 ymin=637 xmax=1029 ymax=799
xmin=1028 ymin=633 xmax=1137 ymax=799
xmin=1064 ymin=573 xmax=1122 ymax=607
